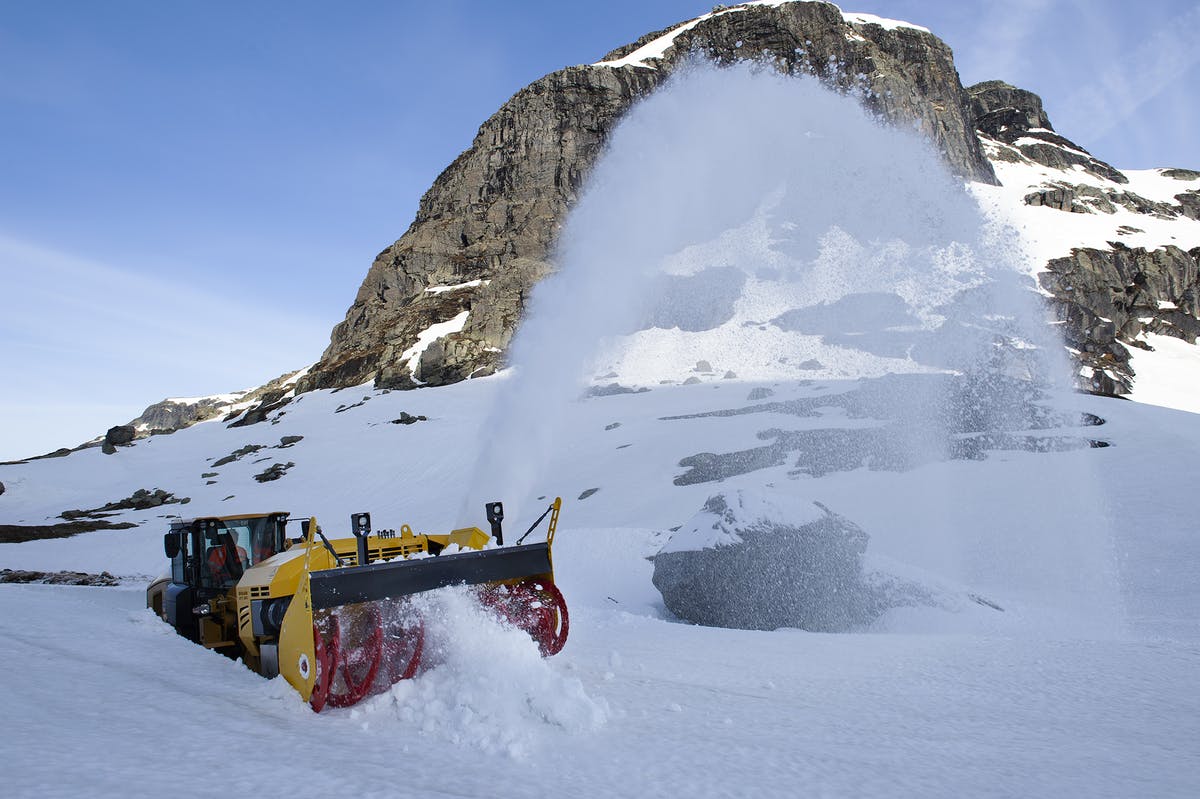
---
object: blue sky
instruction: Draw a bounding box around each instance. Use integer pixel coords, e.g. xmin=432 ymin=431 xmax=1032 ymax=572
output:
xmin=1 ymin=0 xmax=1197 ymax=460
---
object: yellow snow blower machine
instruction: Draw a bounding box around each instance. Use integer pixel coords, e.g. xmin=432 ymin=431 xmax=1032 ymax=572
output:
xmin=146 ymin=499 xmax=567 ymax=712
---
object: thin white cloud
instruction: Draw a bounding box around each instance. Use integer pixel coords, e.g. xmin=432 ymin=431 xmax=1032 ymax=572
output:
xmin=956 ymin=0 xmax=1055 ymax=85
xmin=0 ymin=232 xmax=329 ymax=459
xmin=1054 ymin=4 xmax=1200 ymax=159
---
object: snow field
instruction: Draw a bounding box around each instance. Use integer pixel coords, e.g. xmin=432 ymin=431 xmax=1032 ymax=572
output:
xmin=3 ymin=578 xmax=1197 ymax=798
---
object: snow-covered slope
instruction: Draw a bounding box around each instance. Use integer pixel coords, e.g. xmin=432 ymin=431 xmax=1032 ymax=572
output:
xmin=2 ymin=377 xmax=1198 ymax=796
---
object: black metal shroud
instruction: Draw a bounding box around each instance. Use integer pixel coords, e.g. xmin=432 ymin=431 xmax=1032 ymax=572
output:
xmin=308 ymin=542 xmax=552 ymax=610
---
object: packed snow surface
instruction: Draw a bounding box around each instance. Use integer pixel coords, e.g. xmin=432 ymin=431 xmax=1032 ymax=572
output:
xmin=2 ymin=61 xmax=1198 ymax=799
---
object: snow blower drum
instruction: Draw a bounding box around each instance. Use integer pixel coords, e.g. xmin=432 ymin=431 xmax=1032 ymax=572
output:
xmin=146 ymin=498 xmax=568 ymax=711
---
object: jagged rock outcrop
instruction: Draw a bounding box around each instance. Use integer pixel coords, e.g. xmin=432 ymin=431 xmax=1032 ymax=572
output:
xmin=299 ymin=1 xmax=997 ymax=393
xmin=121 ymin=367 xmax=307 ymax=441
xmin=60 ymin=488 xmax=189 ymax=520
xmin=968 ymin=80 xmax=1126 ymax=184
xmin=101 ymin=425 xmax=136 ymax=455
xmin=1041 ymin=245 xmax=1200 ymax=393
xmin=1022 ymin=182 xmax=1182 ymax=218
xmin=966 ymin=78 xmax=1200 ymax=395
xmin=135 ymin=397 xmax=232 ymax=432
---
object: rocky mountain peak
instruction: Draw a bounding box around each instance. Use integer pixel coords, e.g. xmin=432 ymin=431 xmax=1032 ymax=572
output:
xmin=87 ymin=2 xmax=1193 ymax=429
xmin=968 ymin=80 xmax=1126 ymax=184
xmin=968 ymin=80 xmax=1053 ymax=136
xmin=296 ymin=1 xmax=997 ymax=395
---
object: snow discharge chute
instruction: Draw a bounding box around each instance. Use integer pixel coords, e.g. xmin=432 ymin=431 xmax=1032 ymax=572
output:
xmin=146 ymin=499 xmax=568 ymax=711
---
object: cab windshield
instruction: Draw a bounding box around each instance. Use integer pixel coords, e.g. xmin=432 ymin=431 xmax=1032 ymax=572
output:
xmin=220 ymin=516 xmax=279 ymax=565
xmin=202 ymin=516 xmax=280 ymax=587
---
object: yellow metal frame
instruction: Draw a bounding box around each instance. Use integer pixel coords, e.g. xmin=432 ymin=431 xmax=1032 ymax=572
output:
xmin=166 ymin=501 xmax=565 ymax=705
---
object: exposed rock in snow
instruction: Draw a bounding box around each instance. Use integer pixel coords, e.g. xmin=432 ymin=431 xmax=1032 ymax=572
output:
xmin=130 ymin=366 xmax=310 ymax=439
xmin=1041 ymin=244 xmax=1200 ymax=393
xmin=652 ymin=491 xmax=874 ymax=631
xmin=252 ymin=462 xmax=295 ymax=483
xmin=966 ymin=78 xmax=1200 ymax=401
xmin=969 ymin=80 xmax=1125 ymax=184
xmin=652 ymin=490 xmax=1003 ymax=632
xmin=0 ymin=568 xmax=119 ymax=586
xmin=60 ymin=488 xmax=189 ymax=521
xmin=101 ymin=425 xmax=135 ymax=455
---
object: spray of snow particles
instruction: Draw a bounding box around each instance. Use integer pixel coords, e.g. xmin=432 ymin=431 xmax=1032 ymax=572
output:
xmin=357 ymin=587 xmax=605 ymax=757
xmin=464 ymin=61 xmax=1120 ymax=633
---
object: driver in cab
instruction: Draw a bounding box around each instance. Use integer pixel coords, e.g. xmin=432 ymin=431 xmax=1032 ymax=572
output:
xmin=207 ymin=532 xmax=248 ymax=581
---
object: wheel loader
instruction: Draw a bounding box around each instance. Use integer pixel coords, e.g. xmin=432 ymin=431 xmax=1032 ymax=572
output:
xmin=146 ymin=499 xmax=567 ymax=711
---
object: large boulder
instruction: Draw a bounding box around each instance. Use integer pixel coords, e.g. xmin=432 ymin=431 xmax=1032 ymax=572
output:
xmin=652 ymin=491 xmax=875 ymax=631
xmin=653 ymin=490 xmax=1003 ymax=632
xmin=101 ymin=425 xmax=136 ymax=454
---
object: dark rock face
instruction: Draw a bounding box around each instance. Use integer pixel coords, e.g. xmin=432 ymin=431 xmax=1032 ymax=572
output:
xmin=226 ymin=393 xmax=291 ymax=428
xmin=104 ymin=425 xmax=136 ymax=446
xmin=117 ymin=367 xmax=305 ymax=442
xmin=101 ymin=425 xmax=136 ymax=454
xmin=1040 ymin=245 xmax=1200 ymax=393
xmin=968 ymin=80 xmax=1126 ymax=184
xmin=299 ymin=2 xmax=997 ymax=394
xmin=968 ymin=79 xmax=1052 ymax=133
xmin=136 ymin=398 xmax=227 ymax=432
xmin=1175 ymin=191 xmax=1200 ymax=221
xmin=1023 ymin=182 xmax=1182 ymax=218
xmin=966 ymin=78 xmax=1200 ymax=395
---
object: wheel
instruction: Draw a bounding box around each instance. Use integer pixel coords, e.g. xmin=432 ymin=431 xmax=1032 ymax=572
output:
xmin=327 ymin=606 xmax=385 ymax=708
xmin=478 ymin=579 xmax=569 ymax=657
xmin=308 ymin=617 xmax=340 ymax=713
xmin=382 ymin=612 xmax=425 ymax=683
xmin=528 ymin=580 xmax=569 ymax=656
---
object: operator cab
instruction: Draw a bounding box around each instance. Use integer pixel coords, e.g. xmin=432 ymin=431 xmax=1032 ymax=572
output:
xmin=157 ymin=513 xmax=290 ymax=644
xmin=164 ymin=513 xmax=289 ymax=592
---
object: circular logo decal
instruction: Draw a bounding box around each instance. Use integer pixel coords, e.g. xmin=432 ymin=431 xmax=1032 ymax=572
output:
xmin=298 ymin=653 xmax=310 ymax=680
